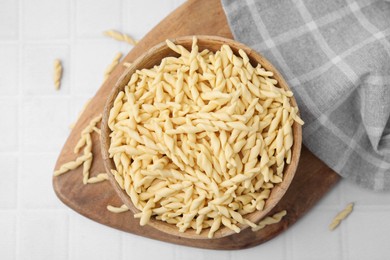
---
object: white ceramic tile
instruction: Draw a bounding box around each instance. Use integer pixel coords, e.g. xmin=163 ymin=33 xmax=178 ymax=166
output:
xmin=20 ymin=153 xmax=60 ymax=209
xmin=23 ymin=0 xmax=70 ymax=40
xmin=0 ymin=155 xmax=18 ymax=209
xmin=342 ymin=179 xmax=390 ymax=206
xmin=22 ymin=44 xmax=70 ymax=95
xmin=287 ymin=208 xmax=342 ymax=260
xmin=315 ymin=180 xmax=342 ymax=207
xmin=0 ymin=0 xmax=18 ymax=40
xmin=69 ymin=96 xmax=92 ymax=123
xmin=117 ymin=42 xmax=134 ymax=57
xmin=0 ymin=44 xmax=18 ymax=95
xmin=0 ymin=98 xmax=18 ymax=152
xmin=21 ymin=97 xmax=70 ymax=153
xmin=69 ymin=212 xmax=122 ymax=260
xmin=0 ymin=211 xmax=16 ymax=260
xmin=76 ymin=0 xmax=122 ymax=38
xmin=231 ymin=234 xmax=286 ymax=260
xmin=174 ymin=246 xmax=231 ymax=260
xmin=122 ymin=233 xmax=175 ymax=260
xmin=123 ymin=0 xmax=176 ymax=40
xmin=72 ymin=41 xmax=122 ymax=96
xmin=19 ymin=210 xmax=68 ymax=260
xmin=172 ymin=0 xmax=187 ymax=9
xmin=345 ymin=209 xmax=390 ymax=260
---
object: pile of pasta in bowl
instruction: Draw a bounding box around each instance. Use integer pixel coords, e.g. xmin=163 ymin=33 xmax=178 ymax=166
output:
xmin=102 ymin=36 xmax=303 ymax=239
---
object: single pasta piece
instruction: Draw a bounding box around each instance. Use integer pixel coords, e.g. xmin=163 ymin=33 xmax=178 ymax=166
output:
xmin=54 ymin=153 xmax=92 ymax=176
xmin=53 ymin=59 xmax=63 ymax=90
xmin=104 ymin=52 xmax=123 ymax=81
xmin=107 ymin=36 xmax=304 ymax=237
xmin=123 ymin=62 xmax=132 ymax=68
xmin=329 ymin=203 xmax=354 ymax=231
xmin=107 ymin=204 xmax=129 ymax=213
xmin=104 ymin=30 xmax=137 ymax=45
xmin=252 ymin=210 xmax=287 ymax=232
xmin=87 ymin=173 xmax=109 ymax=184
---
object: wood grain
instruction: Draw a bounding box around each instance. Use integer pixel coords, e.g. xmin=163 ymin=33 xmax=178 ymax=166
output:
xmin=53 ymin=0 xmax=340 ymax=249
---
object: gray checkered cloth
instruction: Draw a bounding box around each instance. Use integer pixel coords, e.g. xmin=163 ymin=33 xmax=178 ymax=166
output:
xmin=221 ymin=0 xmax=390 ymax=191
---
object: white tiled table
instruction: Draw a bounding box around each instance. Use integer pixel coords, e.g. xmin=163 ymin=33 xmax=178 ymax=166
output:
xmin=1 ymin=0 xmax=390 ymax=259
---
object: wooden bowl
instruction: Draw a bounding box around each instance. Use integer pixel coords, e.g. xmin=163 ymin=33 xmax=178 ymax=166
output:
xmin=101 ymin=35 xmax=302 ymax=239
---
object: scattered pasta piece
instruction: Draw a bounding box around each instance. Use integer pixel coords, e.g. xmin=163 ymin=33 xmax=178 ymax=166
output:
xmin=107 ymin=204 xmax=129 ymax=213
xmin=54 ymin=31 xmax=140 ymax=213
xmin=104 ymin=52 xmax=123 ymax=81
xmin=251 ymin=210 xmax=287 ymax=232
xmin=87 ymin=173 xmax=109 ymax=184
xmin=108 ymin=36 xmax=303 ymax=237
xmin=53 ymin=59 xmax=63 ymax=90
xmin=74 ymin=114 xmax=102 ymax=154
xmin=92 ymin=126 xmax=101 ymax=135
xmin=82 ymin=134 xmax=93 ymax=184
xmin=123 ymin=62 xmax=132 ymax=68
xmin=104 ymin=30 xmax=137 ymax=45
xmin=54 ymin=153 xmax=92 ymax=176
xmin=329 ymin=203 xmax=354 ymax=231
xmin=54 ymin=114 xmax=102 ymax=184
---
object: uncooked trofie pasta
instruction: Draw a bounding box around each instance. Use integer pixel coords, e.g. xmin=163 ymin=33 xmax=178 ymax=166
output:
xmin=54 ymin=153 xmax=92 ymax=176
xmin=53 ymin=59 xmax=62 ymax=90
xmin=87 ymin=173 xmax=109 ymax=184
xmin=123 ymin=62 xmax=132 ymax=68
xmin=108 ymin=37 xmax=303 ymax=238
xmin=329 ymin=203 xmax=354 ymax=231
xmin=54 ymin=114 xmax=103 ymax=185
xmin=251 ymin=210 xmax=287 ymax=231
xmin=107 ymin=204 xmax=130 ymax=213
xmin=104 ymin=30 xmax=137 ymax=46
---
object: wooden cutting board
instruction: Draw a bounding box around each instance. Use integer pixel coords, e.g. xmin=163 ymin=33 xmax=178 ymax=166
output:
xmin=53 ymin=0 xmax=340 ymax=250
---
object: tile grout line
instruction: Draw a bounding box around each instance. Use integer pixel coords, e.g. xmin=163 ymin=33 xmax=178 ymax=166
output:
xmin=1 ymin=37 xmax=124 ymax=46
xmin=339 ymin=182 xmax=345 ymax=260
xmin=65 ymin=212 xmax=70 ymax=260
xmin=0 ymin=40 xmax=19 ymax=44
xmin=0 ymin=151 xmax=63 ymax=156
xmin=120 ymin=232 xmax=124 ymax=260
xmin=284 ymin=230 xmax=291 ymax=260
xmin=15 ymin=0 xmax=23 ymax=258
xmin=7 ymin=39 xmax=71 ymax=45
xmin=287 ymin=233 xmax=291 ymax=260
xmin=0 ymin=151 xmax=20 ymax=156
xmin=68 ymin=213 xmax=72 ymax=260
xmin=0 ymin=95 xmax=73 ymax=99
xmin=120 ymin=0 xmax=125 ymax=34
xmin=341 ymin=219 xmax=348 ymax=260
xmin=67 ymin=0 xmax=77 ymax=259
xmin=70 ymin=0 xmax=76 ymax=99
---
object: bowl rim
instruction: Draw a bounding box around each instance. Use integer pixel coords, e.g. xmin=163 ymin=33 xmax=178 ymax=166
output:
xmin=101 ymin=35 xmax=302 ymax=239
